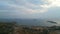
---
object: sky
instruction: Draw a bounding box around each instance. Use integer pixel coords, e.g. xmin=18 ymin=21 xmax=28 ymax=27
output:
xmin=0 ymin=0 xmax=60 ymax=19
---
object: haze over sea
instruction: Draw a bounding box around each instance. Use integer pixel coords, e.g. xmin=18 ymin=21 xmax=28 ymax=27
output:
xmin=0 ymin=0 xmax=60 ymax=26
xmin=0 ymin=18 xmax=59 ymax=26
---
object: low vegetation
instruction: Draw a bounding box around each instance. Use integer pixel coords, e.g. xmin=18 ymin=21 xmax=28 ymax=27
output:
xmin=0 ymin=22 xmax=60 ymax=34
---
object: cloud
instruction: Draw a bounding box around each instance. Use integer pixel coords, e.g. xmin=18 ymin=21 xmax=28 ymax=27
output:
xmin=0 ymin=0 xmax=49 ymax=14
xmin=0 ymin=0 xmax=60 ymax=18
xmin=43 ymin=0 xmax=60 ymax=7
